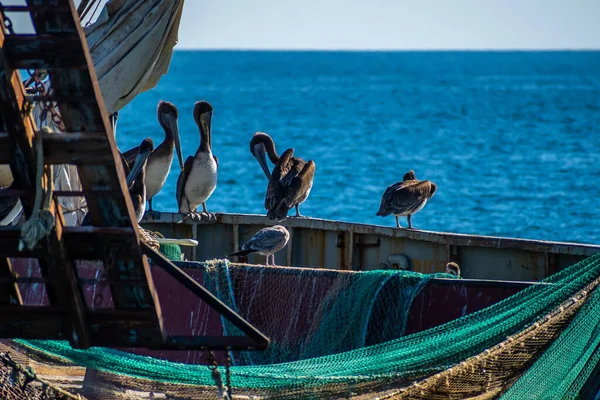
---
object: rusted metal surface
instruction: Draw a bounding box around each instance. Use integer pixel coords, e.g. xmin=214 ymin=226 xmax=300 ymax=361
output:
xmin=142 ymin=212 xmax=600 ymax=281
xmin=404 ymin=279 xmax=531 ymax=335
xmin=0 ymin=0 xmax=168 ymax=349
xmin=9 ymin=258 xmax=535 ymax=365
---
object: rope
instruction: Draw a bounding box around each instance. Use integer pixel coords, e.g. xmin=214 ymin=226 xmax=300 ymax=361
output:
xmin=19 ymin=127 xmax=54 ymax=251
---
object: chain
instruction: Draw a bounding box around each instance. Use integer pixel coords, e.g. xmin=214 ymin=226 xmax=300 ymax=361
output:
xmin=92 ymin=269 xmax=108 ymax=307
xmin=93 ymin=247 xmax=115 ymax=307
xmin=24 ymin=69 xmax=65 ymax=131
xmin=0 ymin=5 xmax=15 ymax=35
xmin=225 ymin=350 xmax=233 ymax=398
xmin=205 ymin=349 xmax=234 ymax=400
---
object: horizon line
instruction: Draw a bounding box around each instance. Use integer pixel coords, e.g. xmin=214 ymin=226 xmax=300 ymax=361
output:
xmin=174 ymin=47 xmax=600 ymax=52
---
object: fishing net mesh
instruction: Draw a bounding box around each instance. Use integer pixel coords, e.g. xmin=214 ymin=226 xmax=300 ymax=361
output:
xmin=1 ymin=254 xmax=599 ymax=399
xmin=158 ymin=242 xmax=182 ymax=261
xmin=202 ymin=263 xmax=448 ymax=365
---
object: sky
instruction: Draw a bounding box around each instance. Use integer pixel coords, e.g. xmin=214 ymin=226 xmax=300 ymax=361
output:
xmin=10 ymin=0 xmax=600 ymax=50
xmin=176 ymin=0 xmax=600 ymax=50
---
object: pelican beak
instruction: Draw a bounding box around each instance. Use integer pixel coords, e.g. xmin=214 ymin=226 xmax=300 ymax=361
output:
xmin=164 ymin=113 xmax=184 ymax=170
xmin=200 ymin=111 xmax=212 ymax=149
xmin=253 ymin=145 xmax=271 ymax=179
xmin=126 ymin=149 xmax=151 ymax=188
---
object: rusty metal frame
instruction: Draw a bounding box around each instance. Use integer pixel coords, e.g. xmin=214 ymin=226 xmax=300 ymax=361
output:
xmin=0 ymin=1 xmax=270 ymax=352
xmin=142 ymin=244 xmax=270 ymax=350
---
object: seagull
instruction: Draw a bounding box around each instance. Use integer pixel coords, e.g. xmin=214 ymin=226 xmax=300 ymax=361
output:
xmin=228 ymin=225 xmax=290 ymax=266
xmin=376 ymin=170 xmax=437 ymax=229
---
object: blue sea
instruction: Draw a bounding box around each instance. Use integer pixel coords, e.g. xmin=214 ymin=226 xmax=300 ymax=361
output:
xmin=115 ymin=51 xmax=600 ymax=244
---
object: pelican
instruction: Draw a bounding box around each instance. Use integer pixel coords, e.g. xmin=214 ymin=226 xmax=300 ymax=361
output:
xmin=126 ymin=138 xmax=154 ymax=223
xmin=228 ymin=225 xmax=290 ymax=266
xmin=376 ymin=170 xmax=437 ymax=229
xmin=177 ymin=101 xmax=218 ymax=221
xmin=445 ymin=262 xmax=461 ymax=277
xmin=122 ymin=101 xmax=183 ymax=216
xmin=249 ymin=132 xmax=315 ymax=221
xmin=0 ymin=184 xmax=22 ymax=226
xmin=81 ymin=138 xmax=153 ymax=226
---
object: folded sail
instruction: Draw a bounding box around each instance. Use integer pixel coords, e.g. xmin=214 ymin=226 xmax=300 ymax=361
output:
xmin=84 ymin=0 xmax=184 ymax=114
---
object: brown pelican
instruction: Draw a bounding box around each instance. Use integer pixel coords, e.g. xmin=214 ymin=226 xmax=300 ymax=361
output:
xmin=126 ymin=138 xmax=154 ymax=223
xmin=249 ymin=132 xmax=315 ymax=221
xmin=445 ymin=262 xmax=461 ymax=277
xmin=0 ymin=184 xmax=22 ymax=226
xmin=122 ymin=101 xmax=183 ymax=215
xmin=228 ymin=225 xmax=290 ymax=266
xmin=376 ymin=170 xmax=437 ymax=229
xmin=81 ymin=138 xmax=153 ymax=226
xmin=176 ymin=101 xmax=218 ymax=221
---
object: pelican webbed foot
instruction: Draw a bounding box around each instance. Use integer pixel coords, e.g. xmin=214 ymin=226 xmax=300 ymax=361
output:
xmin=200 ymin=202 xmax=216 ymax=221
xmin=182 ymin=212 xmax=201 ymax=222
xmin=200 ymin=211 xmax=217 ymax=221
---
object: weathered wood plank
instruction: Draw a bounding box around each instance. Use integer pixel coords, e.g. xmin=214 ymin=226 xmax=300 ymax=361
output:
xmin=4 ymin=35 xmax=86 ymax=69
xmin=25 ymin=0 xmax=165 ymax=337
xmin=0 ymin=307 xmax=162 ymax=344
xmin=0 ymin=10 xmax=91 ymax=348
xmin=0 ymin=131 xmax=114 ymax=164
xmin=0 ymin=226 xmax=139 ymax=261
xmin=0 ymin=257 xmax=22 ymax=305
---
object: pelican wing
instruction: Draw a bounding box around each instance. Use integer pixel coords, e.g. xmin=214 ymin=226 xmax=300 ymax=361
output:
xmin=176 ymin=156 xmax=194 ymax=209
xmin=387 ymin=180 xmax=433 ymax=215
xmin=122 ymin=146 xmax=139 ymax=169
xmin=130 ymin=193 xmax=144 ymax=219
xmin=118 ymin=152 xmax=131 ymax=188
xmin=265 ymin=149 xmax=294 ymax=210
xmin=286 ymin=160 xmax=315 ymax=206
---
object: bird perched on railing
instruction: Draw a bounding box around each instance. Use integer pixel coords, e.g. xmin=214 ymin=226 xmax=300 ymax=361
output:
xmin=122 ymin=101 xmax=183 ymax=217
xmin=445 ymin=262 xmax=461 ymax=277
xmin=249 ymin=132 xmax=315 ymax=221
xmin=376 ymin=170 xmax=437 ymax=229
xmin=177 ymin=101 xmax=218 ymax=221
xmin=228 ymin=225 xmax=290 ymax=266
xmin=126 ymin=138 xmax=154 ymax=223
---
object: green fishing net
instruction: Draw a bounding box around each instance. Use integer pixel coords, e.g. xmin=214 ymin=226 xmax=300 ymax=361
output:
xmin=11 ymin=254 xmax=600 ymax=399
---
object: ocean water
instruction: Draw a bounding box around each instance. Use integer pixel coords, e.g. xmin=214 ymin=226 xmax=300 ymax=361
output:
xmin=116 ymin=51 xmax=600 ymax=244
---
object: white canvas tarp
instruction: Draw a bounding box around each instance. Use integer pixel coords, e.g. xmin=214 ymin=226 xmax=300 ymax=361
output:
xmin=84 ymin=0 xmax=184 ymax=114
